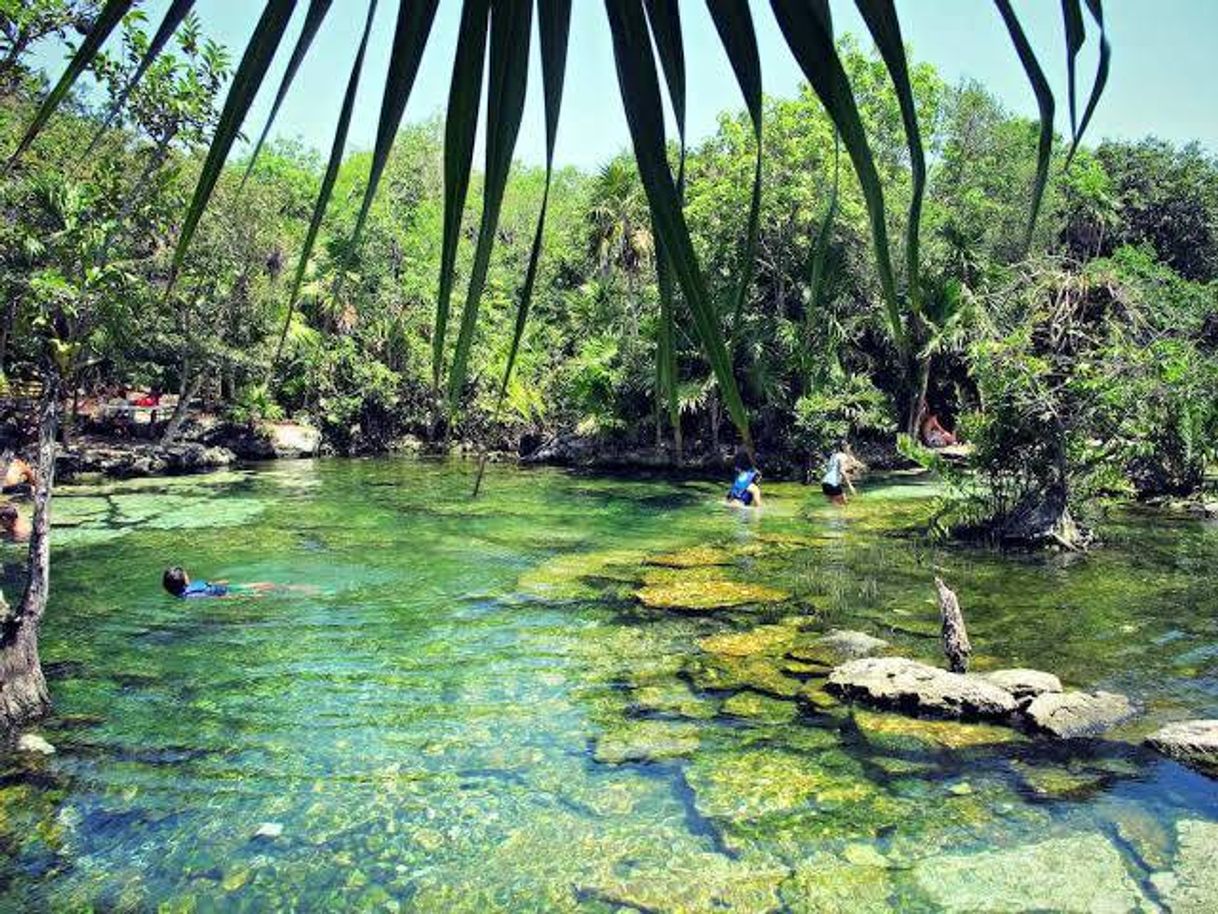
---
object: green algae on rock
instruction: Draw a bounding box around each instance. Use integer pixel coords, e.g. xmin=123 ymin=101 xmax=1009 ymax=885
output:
xmin=635 ymin=578 xmax=791 ymax=612
xmin=592 ymin=719 xmax=701 ymax=765
xmin=781 ymin=855 xmax=893 ymax=913
xmin=722 ymin=691 xmax=800 ymax=724
xmin=645 ymin=545 xmax=736 ymax=568
xmin=699 ymin=623 xmax=801 ymax=658
xmin=853 ymin=709 xmax=1024 ymax=751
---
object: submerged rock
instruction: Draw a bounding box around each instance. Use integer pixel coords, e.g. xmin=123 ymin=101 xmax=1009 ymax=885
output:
xmin=979 ymin=669 xmax=1062 ymax=706
xmin=1144 ymin=719 xmax=1218 ymax=774
xmin=15 ymin=733 xmax=55 ymax=755
xmin=913 ymin=833 xmax=1151 ymax=912
xmin=634 ymin=578 xmax=790 ymax=612
xmin=789 ymin=629 xmax=889 ymax=666
xmin=781 ymin=856 xmax=892 ymax=912
xmin=826 ymin=657 xmax=1018 ymax=721
xmin=252 ymin=821 xmax=284 ymax=840
xmin=645 ymin=545 xmax=734 ymax=568
xmin=1150 ymin=819 xmax=1218 ymax=913
xmin=1023 ymin=690 xmax=1136 ymax=738
xmin=853 ymin=710 xmax=1022 ymax=750
xmin=722 ymin=691 xmax=799 ymax=724
xmin=699 ymin=623 xmax=799 ymax=658
xmin=592 ymin=720 xmax=700 ymax=765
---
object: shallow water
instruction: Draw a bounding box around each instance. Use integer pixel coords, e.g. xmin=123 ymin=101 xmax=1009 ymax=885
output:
xmin=1 ymin=459 xmax=1215 ymax=911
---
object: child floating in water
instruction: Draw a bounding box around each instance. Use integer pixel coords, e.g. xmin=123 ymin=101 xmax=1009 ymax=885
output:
xmin=0 ymin=504 xmax=31 ymax=543
xmin=162 ymin=566 xmax=275 ymax=599
xmin=726 ymin=450 xmax=763 ymax=508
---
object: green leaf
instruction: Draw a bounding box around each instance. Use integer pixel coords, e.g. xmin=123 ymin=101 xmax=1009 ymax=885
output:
xmin=1060 ymin=0 xmax=1085 ymax=140
xmin=474 ymin=0 xmax=572 ymax=500
xmin=447 ymin=0 xmax=533 ymax=410
xmin=605 ymin=0 xmax=751 ymax=448
xmin=1068 ymin=0 xmax=1110 ymax=166
xmin=855 ymin=0 xmax=924 ymax=313
xmin=169 ymin=0 xmax=299 ymax=286
xmin=6 ymin=0 xmax=134 ymax=168
xmin=271 ymin=0 xmax=378 ymax=374
xmin=348 ymin=0 xmax=441 ymax=252
xmin=241 ymin=0 xmax=335 ymax=188
xmin=84 ymin=0 xmax=197 ymax=160
xmin=434 ymin=0 xmax=490 ymax=390
xmin=770 ymin=0 xmax=905 ymax=352
xmin=642 ymin=0 xmax=686 ymax=446
xmin=994 ymin=0 xmax=1056 ymax=255
xmin=707 ymin=0 xmax=763 ymax=344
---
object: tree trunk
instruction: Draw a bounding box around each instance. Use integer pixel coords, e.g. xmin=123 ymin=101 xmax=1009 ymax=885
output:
xmin=0 ymin=371 xmax=60 ymax=731
xmin=934 ymin=577 xmax=971 ymax=674
xmin=161 ymin=364 xmax=203 ymax=447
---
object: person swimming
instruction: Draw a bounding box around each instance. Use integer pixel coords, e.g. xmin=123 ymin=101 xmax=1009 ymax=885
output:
xmin=162 ymin=566 xmax=231 ymax=598
xmin=726 ymin=450 xmax=763 ymax=508
xmin=162 ymin=566 xmax=295 ymax=599
xmin=0 ymin=504 xmax=31 ymax=543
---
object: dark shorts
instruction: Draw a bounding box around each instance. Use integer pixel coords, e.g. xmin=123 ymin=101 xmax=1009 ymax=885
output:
xmin=822 ymin=482 xmax=843 ymax=498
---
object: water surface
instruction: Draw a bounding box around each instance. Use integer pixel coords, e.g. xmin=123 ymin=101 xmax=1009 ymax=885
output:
xmin=1 ymin=459 xmax=1215 ymax=911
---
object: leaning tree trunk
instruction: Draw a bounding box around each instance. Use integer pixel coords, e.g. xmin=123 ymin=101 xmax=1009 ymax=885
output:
xmin=160 ymin=366 xmax=203 ymax=447
xmin=0 ymin=371 xmax=60 ymax=730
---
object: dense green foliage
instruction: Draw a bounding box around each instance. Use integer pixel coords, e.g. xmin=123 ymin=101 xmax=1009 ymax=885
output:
xmin=2 ymin=14 xmax=1216 ymax=533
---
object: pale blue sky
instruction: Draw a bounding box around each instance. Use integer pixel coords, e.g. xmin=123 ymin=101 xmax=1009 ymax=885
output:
xmin=36 ymin=1 xmax=1218 ymax=169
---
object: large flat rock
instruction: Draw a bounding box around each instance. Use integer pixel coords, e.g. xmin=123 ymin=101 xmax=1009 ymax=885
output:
xmin=979 ymin=668 xmax=1062 ymax=705
xmin=826 ymin=657 xmax=1018 ymax=721
xmin=1144 ymin=719 xmax=1218 ymax=774
xmin=913 ymin=833 xmax=1153 ymax=912
xmin=1024 ymin=690 xmax=1136 ymax=738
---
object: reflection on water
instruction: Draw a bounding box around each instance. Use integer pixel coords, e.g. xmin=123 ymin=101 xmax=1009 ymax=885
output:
xmin=1 ymin=459 xmax=1215 ymax=911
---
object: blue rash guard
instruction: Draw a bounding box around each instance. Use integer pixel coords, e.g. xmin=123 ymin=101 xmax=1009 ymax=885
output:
xmin=179 ymin=580 xmax=229 ymax=599
xmin=728 ymin=469 xmax=759 ymax=505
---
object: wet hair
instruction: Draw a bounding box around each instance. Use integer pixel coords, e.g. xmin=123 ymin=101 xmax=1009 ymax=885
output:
xmin=0 ymin=505 xmax=16 ymax=524
xmin=733 ymin=448 xmax=755 ymax=472
xmin=162 ymin=566 xmax=188 ymax=596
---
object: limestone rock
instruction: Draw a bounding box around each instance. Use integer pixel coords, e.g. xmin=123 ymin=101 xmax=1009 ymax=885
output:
xmin=790 ymin=629 xmax=889 ymax=666
xmin=978 ymin=669 xmax=1063 ymax=707
xmin=1144 ymin=719 xmax=1218 ymax=774
xmin=16 ymin=733 xmax=55 ymax=755
xmin=253 ymin=821 xmax=284 ymax=839
xmin=265 ymin=422 xmax=321 ymax=458
xmin=1150 ymin=819 xmax=1218 ymax=913
xmin=914 ymin=833 xmax=1152 ymax=912
xmin=826 ymin=657 xmax=1018 ymax=721
xmin=1024 ymin=690 xmax=1136 ymax=738
xmin=592 ymin=720 xmax=700 ymax=765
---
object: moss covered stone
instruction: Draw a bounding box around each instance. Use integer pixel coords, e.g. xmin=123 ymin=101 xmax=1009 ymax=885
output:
xmin=722 ymin=691 xmax=800 ymax=724
xmin=635 ymin=578 xmax=791 ymax=612
xmin=645 ymin=545 xmax=735 ymax=568
xmin=592 ymin=719 xmax=701 ymax=765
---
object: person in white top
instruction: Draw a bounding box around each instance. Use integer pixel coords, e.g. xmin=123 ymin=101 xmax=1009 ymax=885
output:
xmin=821 ymin=441 xmax=857 ymax=506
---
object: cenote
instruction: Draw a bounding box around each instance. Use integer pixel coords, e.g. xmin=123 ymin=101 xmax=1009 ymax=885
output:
xmin=2 ymin=458 xmax=1215 ymax=912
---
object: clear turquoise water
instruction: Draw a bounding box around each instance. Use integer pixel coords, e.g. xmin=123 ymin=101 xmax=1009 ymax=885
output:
xmin=1 ymin=459 xmax=1215 ymax=911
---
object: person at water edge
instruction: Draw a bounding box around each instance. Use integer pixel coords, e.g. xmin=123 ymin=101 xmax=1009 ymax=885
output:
xmin=0 ymin=504 xmax=31 ymax=543
xmin=162 ymin=566 xmax=275 ymax=599
xmin=726 ymin=449 xmax=763 ymax=507
xmin=1 ymin=453 xmax=36 ymax=494
xmin=822 ymin=441 xmax=857 ymax=506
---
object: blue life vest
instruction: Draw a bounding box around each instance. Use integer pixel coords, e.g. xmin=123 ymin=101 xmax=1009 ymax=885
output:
xmin=728 ymin=469 xmax=759 ymax=504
